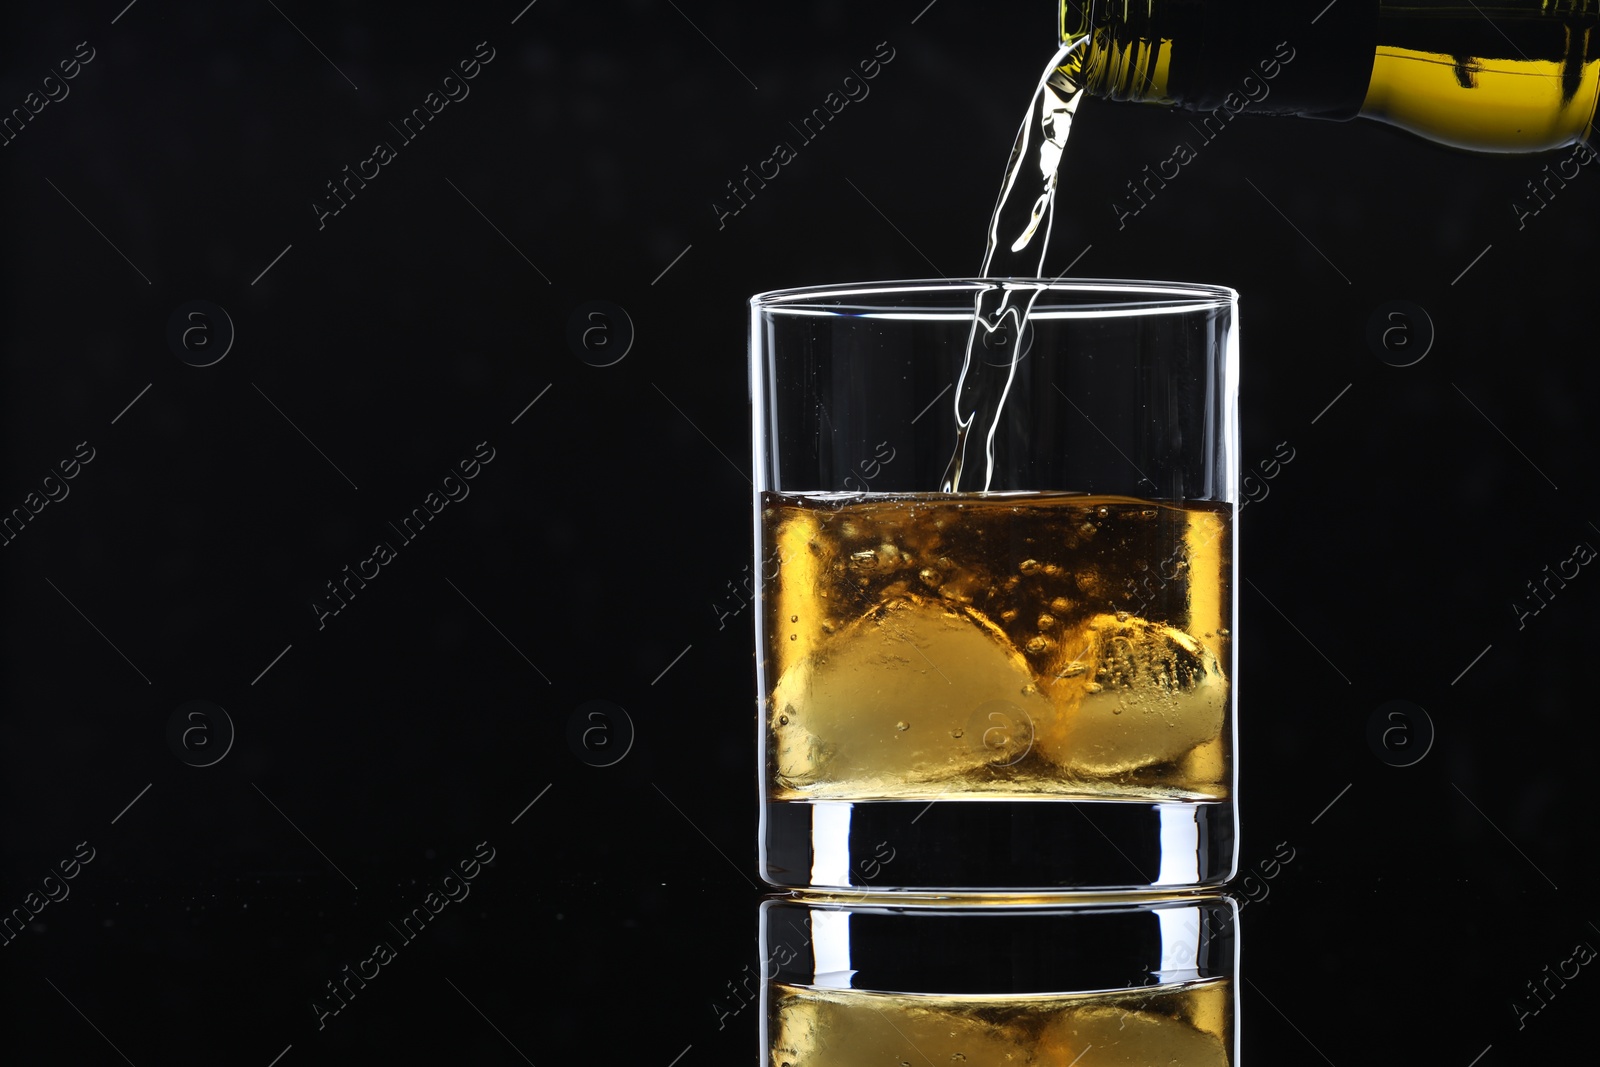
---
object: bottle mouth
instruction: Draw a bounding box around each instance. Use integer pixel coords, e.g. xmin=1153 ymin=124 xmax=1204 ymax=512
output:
xmin=1059 ymin=0 xmax=1173 ymax=104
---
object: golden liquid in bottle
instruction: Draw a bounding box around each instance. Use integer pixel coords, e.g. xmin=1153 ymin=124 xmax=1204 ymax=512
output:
xmin=1362 ymin=2 xmax=1600 ymax=151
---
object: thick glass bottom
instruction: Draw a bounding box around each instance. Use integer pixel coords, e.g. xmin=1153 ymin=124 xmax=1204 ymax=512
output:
xmin=761 ymin=797 xmax=1236 ymax=892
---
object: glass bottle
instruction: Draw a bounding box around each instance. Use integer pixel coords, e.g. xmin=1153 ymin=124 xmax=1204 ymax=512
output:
xmin=1059 ymin=0 xmax=1600 ymax=151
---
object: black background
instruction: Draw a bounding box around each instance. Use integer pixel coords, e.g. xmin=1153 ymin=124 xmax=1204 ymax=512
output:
xmin=1 ymin=1 xmax=1596 ymax=1063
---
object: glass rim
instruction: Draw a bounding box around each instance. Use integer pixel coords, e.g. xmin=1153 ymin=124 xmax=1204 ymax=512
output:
xmin=750 ymin=276 xmax=1239 ymax=311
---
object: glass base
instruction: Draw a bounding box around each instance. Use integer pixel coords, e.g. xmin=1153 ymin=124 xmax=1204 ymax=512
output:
xmin=761 ymin=798 xmax=1236 ymax=893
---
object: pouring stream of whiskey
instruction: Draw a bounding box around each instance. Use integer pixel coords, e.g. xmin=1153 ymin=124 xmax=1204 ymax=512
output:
xmin=942 ymin=33 xmax=1089 ymax=493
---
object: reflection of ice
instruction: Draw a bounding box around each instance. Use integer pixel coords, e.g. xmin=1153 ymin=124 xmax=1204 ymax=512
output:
xmin=769 ymin=979 xmax=1232 ymax=1067
xmin=762 ymin=895 xmax=1241 ymax=1065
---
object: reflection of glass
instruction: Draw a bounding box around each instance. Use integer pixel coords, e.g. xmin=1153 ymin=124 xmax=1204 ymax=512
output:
xmin=760 ymin=894 xmax=1240 ymax=1065
xmin=752 ymin=280 xmax=1239 ymax=891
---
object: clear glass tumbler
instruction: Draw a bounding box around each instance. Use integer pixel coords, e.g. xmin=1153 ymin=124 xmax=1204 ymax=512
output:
xmin=751 ymin=279 xmax=1239 ymax=892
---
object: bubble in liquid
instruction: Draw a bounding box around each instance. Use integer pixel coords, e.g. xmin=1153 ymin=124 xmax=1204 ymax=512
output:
xmin=951 ymin=728 xmax=964 ymax=738
xmin=919 ymin=567 xmax=944 ymax=588
xmin=790 ymin=634 xmax=797 ymax=641
xmin=778 ymin=715 xmax=789 ymax=725
xmin=895 ymin=721 xmax=910 ymax=731
xmin=1097 ymin=505 xmax=1110 ymax=518
xmin=850 ymin=549 xmax=878 ymax=568
xmin=790 ymin=614 xmax=799 ymax=622
xmin=1025 ymin=635 xmax=1053 ymax=654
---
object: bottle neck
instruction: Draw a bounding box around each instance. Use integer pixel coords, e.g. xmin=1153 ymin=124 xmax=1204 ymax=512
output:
xmin=1061 ymin=0 xmax=1377 ymax=119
